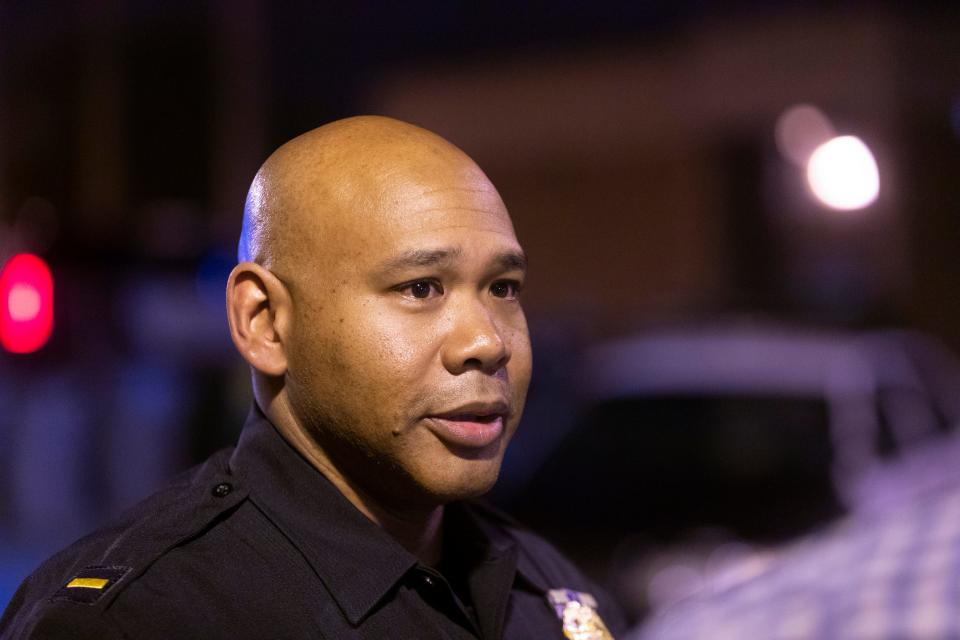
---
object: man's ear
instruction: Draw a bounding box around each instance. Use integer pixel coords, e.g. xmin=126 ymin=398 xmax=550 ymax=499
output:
xmin=226 ymin=262 xmax=291 ymax=377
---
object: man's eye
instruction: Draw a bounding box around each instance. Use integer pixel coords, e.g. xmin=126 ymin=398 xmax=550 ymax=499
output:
xmin=490 ymin=280 xmax=521 ymax=299
xmin=401 ymin=280 xmax=443 ymax=299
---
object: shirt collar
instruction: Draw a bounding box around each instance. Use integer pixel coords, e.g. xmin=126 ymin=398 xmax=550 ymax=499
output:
xmin=454 ymin=500 xmax=548 ymax=594
xmin=228 ymin=406 xmax=419 ymax=626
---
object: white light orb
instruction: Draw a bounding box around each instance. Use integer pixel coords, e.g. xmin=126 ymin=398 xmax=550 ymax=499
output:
xmin=806 ymin=135 xmax=880 ymax=211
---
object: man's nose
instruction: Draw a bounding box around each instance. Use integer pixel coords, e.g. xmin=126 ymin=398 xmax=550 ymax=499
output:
xmin=441 ymin=298 xmax=511 ymax=375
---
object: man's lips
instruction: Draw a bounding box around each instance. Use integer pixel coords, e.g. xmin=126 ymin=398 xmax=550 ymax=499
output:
xmin=424 ymin=401 xmax=509 ymax=449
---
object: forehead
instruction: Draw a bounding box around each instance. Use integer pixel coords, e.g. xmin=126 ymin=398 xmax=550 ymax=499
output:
xmin=334 ymin=165 xmax=520 ymax=267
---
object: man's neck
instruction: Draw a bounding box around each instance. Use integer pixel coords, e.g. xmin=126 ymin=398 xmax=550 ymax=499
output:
xmin=310 ymin=455 xmax=446 ymax=566
xmin=362 ymin=498 xmax=445 ymax=567
xmin=263 ymin=395 xmax=445 ymax=566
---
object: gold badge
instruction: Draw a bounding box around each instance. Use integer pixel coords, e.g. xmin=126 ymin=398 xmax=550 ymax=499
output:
xmin=547 ymin=589 xmax=615 ymax=640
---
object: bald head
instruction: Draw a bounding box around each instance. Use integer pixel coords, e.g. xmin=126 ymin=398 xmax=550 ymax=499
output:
xmin=238 ymin=116 xmax=500 ymax=271
xmin=227 ymin=114 xmax=529 ymax=520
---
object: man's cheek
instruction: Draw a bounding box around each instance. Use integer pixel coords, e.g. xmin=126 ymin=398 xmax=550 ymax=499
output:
xmin=365 ymin=315 xmax=436 ymax=367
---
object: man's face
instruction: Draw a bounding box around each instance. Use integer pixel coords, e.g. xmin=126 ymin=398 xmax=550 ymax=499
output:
xmin=282 ymin=162 xmax=532 ymax=508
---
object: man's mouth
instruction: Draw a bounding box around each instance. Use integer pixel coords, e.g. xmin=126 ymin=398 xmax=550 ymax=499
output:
xmin=425 ymin=402 xmax=509 ymax=448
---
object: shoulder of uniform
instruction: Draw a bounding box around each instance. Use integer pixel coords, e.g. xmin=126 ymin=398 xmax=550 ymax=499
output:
xmin=1 ymin=592 xmax=129 ymax=639
xmin=0 ymin=447 xmax=247 ymax=633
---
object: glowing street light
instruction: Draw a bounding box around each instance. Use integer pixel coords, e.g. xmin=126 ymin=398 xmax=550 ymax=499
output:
xmin=806 ymin=135 xmax=880 ymax=211
xmin=0 ymin=253 xmax=54 ymax=354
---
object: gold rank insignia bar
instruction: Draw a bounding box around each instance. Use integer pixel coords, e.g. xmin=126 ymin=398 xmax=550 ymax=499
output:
xmin=547 ymin=588 xmax=615 ymax=640
xmin=53 ymin=565 xmax=132 ymax=605
xmin=66 ymin=577 xmax=110 ymax=590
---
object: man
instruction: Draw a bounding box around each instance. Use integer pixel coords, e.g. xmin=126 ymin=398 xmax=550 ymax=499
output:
xmin=1 ymin=117 xmax=625 ymax=639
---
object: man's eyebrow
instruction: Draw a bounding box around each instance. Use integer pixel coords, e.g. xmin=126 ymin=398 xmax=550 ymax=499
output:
xmin=375 ymin=247 xmax=527 ymax=274
xmin=495 ymin=250 xmax=528 ymax=273
xmin=377 ymin=248 xmax=462 ymax=272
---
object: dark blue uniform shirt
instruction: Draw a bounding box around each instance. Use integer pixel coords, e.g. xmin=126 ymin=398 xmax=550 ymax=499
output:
xmin=1 ymin=407 xmax=624 ymax=639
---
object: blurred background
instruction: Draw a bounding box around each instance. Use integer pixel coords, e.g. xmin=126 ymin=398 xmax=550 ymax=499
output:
xmin=2 ymin=0 xmax=960 ymax=629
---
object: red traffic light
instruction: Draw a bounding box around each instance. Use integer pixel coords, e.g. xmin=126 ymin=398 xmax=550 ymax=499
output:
xmin=0 ymin=253 xmax=53 ymax=354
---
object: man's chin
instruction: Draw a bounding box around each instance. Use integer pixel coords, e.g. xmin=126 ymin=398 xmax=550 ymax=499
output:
xmin=420 ymin=464 xmax=502 ymax=505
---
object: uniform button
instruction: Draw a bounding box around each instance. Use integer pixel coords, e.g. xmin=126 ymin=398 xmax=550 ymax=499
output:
xmin=212 ymin=482 xmax=233 ymax=498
